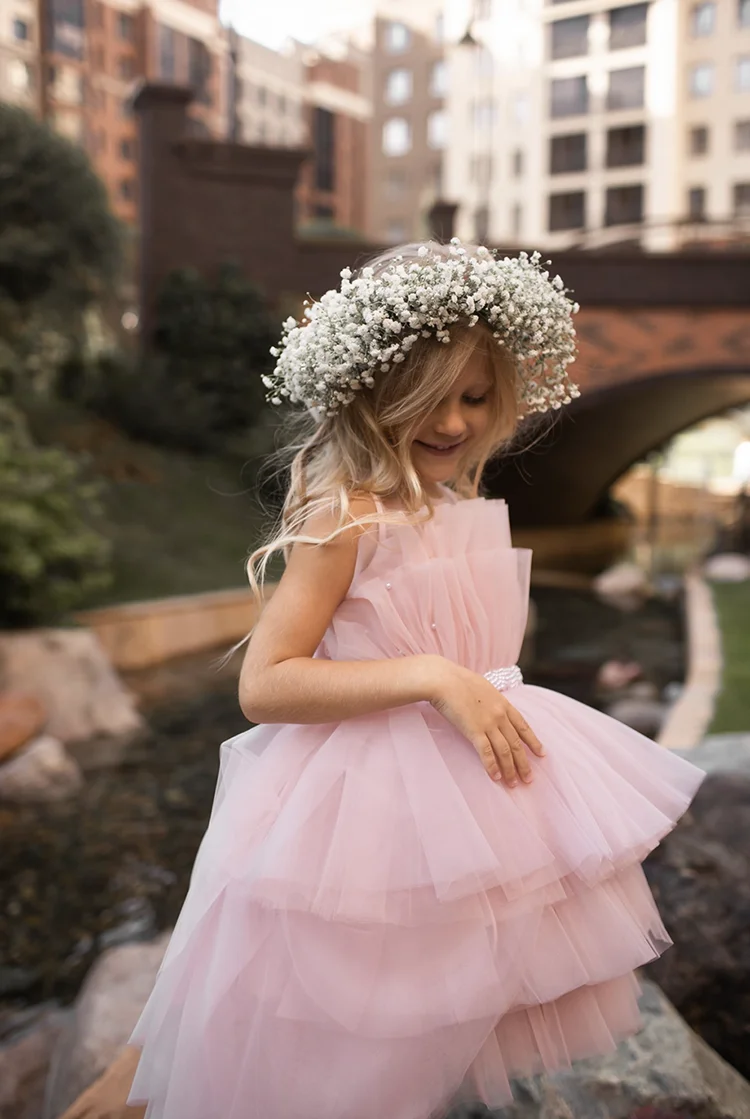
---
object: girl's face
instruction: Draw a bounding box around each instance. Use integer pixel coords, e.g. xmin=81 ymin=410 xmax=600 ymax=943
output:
xmin=410 ymin=348 xmax=493 ymax=492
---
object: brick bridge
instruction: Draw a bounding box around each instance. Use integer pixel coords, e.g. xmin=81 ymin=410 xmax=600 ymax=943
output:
xmin=135 ymin=85 xmax=750 ymax=531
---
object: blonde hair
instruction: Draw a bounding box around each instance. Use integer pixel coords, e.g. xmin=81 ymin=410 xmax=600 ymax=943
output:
xmin=218 ymin=242 xmax=528 ymax=666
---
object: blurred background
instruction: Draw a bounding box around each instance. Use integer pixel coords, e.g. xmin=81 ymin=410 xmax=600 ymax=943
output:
xmin=2 ymin=3 xmax=750 ymax=1118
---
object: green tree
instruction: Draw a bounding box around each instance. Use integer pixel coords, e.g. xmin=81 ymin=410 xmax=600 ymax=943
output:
xmin=0 ymin=400 xmax=112 ymax=627
xmin=0 ymin=103 xmax=122 ymax=394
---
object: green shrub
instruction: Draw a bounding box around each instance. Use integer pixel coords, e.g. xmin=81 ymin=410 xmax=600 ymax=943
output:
xmin=0 ymin=400 xmax=112 ymax=627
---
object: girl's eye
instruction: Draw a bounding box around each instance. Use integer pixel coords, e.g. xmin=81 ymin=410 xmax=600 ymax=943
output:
xmin=463 ymin=394 xmax=489 ymax=406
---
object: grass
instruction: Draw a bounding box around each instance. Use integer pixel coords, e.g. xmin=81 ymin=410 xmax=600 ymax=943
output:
xmin=25 ymin=398 xmax=278 ymax=608
xmin=709 ymin=581 xmax=750 ymax=734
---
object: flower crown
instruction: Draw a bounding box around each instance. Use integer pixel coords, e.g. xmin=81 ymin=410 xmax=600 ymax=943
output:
xmin=262 ymin=239 xmax=581 ymax=419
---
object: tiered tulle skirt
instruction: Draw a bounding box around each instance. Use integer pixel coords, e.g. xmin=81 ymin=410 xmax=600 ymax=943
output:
xmin=128 ymin=684 xmax=704 ymax=1119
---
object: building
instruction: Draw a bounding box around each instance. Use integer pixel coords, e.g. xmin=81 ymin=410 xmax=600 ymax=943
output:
xmin=227 ymin=30 xmax=306 ymax=147
xmin=26 ymin=0 xmax=225 ymax=224
xmin=0 ymin=0 xmax=39 ymax=109
xmin=443 ymin=0 xmax=750 ymax=251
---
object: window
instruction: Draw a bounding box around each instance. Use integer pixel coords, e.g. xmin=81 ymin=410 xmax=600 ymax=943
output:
xmin=382 ymin=117 xmax=411 ymax=156
xmin=476 ymin=46 xmax=494 ymax=78
xmin=430 ymin=59 xmax=447 ymax=98
xmin=474 ymin=205 xmax=490 ymax=243
xmin=13 ymin=18 xmax=29 ymax=40
xmin=50 ymin=0 xmax=84 ymax=59
xmin=550 ymin=75 xmax=588 ymax=118
xmin=385 ymin=67 xmax=412 ymax=104
xmin=741 ymin=0 xmax=750 ymax=28
xmin=736 ymin=120 xmax=750 ymax=151
xmin=691 ymin=3 xmax=716 ymax=36
xmin=427 ymin=109 xmax=447 ymax=149
xmin=735 ymin=183 xmax=750 ymax=216
xmin=8 ymin=59 xmax=32 ymax=90
xmin=689 ymin=125 xmax=709 ymax=154
xmin=313 ymin=107 xmax=335 ymax=191
xmin=119 ymin=178 xmax=135 ymax=201
xmin=609 ymin=4 xmax=648 ymax=49
xmin=688 ymin=187 xmax=706 ymax=220
xmin=188 ymin=37 xmax=212 ymax=103
xmin=117 ymin=13 xmax=134 ymax=40
xmin=385 ymin=21 xmax=410 ymax=53
xmin=120 ymin=97 xmax=133 ymax=118
xmin=119 ymin=137 xmax=135 ymax=159
xmin=470 ymin=153 xmax=493 ymax=190
xmin=550 ymin=132 xmax=587 ymax=174
xmin=550 ymin=16 xmax=589 ymax=60
xmin=606 ymin=124 xmax=645 ymax=167
xmin=118 ymin=56 xmax=134 ymax=79
xmin=548 ymin=191 xmax=586 ymax=231
xmin=511 ymin=203 xmax=522 ymax=237
xmin=511 ymin=92 xmax=530 ymax=125
xmin=158 ymin=25 xmax=176 ymax=81
xmin=689 ymin=63 xmax=714 ymax=97
xmin=512 ymin=149 xmax=524 ymax=177
xmin=605 ymin=184 xmax=644 ymax=225
xmin=313 ymin=204 xmax=334 ymax=220
xmin=472 ymin=99 xmax=495 ymax=130
xmin=607 ymin=67 xmax=645 ymax=110
xmin=386 ymin=169 xmax=406 ymax=199
xmin=737 ymin=57 xmax=750 ymax=93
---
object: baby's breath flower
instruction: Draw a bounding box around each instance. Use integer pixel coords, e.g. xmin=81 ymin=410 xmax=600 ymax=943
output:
xmin=263 ymin=240 xmax=579 ymax=417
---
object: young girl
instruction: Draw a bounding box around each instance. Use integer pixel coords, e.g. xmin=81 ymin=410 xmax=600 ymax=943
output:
xmin=128 ymin=240 xmax=704 ymax=1119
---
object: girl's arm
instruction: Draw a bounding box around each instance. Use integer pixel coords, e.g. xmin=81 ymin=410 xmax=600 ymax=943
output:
xmin=239 ymin=496 xmax=440 ymax=724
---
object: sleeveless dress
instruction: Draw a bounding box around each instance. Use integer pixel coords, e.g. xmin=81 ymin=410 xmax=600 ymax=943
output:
xmin=128 ymin=488 xmax=705 ymax=1119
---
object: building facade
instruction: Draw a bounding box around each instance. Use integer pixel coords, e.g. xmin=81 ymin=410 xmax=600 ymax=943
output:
xmin=444 ymin=0 xmax=750 ymax=251
xmin=0 ymin=0 xmax=39 ymax=109
xmin=227 ymin=30 xmax=305 ymax=147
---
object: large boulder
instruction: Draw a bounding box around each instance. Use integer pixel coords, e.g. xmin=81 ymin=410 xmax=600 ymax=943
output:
xmin=0 ymin=1004 xmax=70 ymax=1119
xmin=0 ymin=629 xmax=144 ymax=750
xmin=643 ymin=771 xmax=750 ymax=1081
xmin=0 ymin=734 xmax=83 ymax=803
xmin=484 ymin=981 xmax=750 ymax=1119
xmin=45 ymin=932 xmax=170 ymax=1118
xmin=0 ymin=693 xmax=46 ymax=762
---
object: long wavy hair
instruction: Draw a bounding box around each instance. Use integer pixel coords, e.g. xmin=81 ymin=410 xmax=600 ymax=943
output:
xmin=223 ymin=242 xmax=532 ymax=661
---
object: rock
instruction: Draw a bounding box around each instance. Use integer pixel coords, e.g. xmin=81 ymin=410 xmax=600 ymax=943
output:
xmin=0 ymin=734 xmax=83 ymax=803
xmin=0 ymin=629 xmax=144 ymax=747
xmin=703 ymin=553 xmax=750 ymax=582
xmin=673 ymin=733 xmax=750 ymax=778
xmin=0 ymin=694 xmax=47 ymax=762
xmin=605 ymin=698 xmax=667 ymax=738
xmin=45 ymin=932 xmax=171 ymax=1117
xmin=489 ymin=981 xmax=750 ymax=1119
xmin=643 ymin=773 xmax=750 ymax=1080
xmin=595 ymin=660 xmax=642 ymax=693
xmin=593 ymin=563 xmax=650 ymax=612
xmin=57 ymin=1047 xmax=144 ymax=1119
xmin=0 ymin=1004 xmax=69 ymax=1119
xmin=97 ymin=898 xmax=157 ymax=952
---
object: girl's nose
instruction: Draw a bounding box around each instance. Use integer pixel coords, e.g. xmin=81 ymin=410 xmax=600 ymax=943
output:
xmin=433 ymin=400 xmax=468 ymax=437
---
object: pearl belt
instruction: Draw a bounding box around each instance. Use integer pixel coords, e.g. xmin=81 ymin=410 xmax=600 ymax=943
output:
xmin=483 ymin=665 xmax=524 ymax=691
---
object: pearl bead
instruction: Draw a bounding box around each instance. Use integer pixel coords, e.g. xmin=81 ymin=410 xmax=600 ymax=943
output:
xmin=385 ymin=582 xmax=392 ymax=590
xmin=431 ymin=623 xmax=437 ymax=630
xmin=483 ymin=665 xmax=523 ymax=692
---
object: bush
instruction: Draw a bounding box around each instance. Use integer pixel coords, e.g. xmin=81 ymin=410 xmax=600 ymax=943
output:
xmin=0 ymin=400 xmax=112 ymax=627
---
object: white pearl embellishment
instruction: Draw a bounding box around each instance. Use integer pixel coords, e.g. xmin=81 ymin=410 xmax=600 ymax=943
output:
xmin=483 ymin=665 xmax=524 ymax=692
xmin=431 ymin=623 xmax=437 ymax=630
xmin=385 ymin=582 xmax=392 ymax=590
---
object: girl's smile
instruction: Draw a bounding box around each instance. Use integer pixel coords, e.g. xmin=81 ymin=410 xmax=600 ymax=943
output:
xmin=411 ymin=349 xmax=491 ymax=487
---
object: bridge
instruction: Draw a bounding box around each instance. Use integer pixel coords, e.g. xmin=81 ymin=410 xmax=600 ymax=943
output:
xmin=134 ymin=84 xmax=750 ymax=550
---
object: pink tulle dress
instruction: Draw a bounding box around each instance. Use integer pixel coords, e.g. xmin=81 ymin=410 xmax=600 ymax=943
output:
xmin=128 ymin=487 xmax=705 ymax=1119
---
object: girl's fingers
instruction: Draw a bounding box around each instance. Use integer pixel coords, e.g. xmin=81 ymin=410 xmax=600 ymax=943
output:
xmin=486 ymin=726 xmax=520 ymax=786
xmin=497 ymin=716 xmax=533 ymax=784
xmin=506 ymin=704 xmax=545 ymax=757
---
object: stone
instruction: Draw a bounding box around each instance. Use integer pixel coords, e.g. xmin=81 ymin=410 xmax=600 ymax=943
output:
xmin=0 ymin=1003 xmax=69 ymax=1119
xmin=0 ymin=629 xmax=144 ymax=748
xmin=592 ymin=563 xmax=649 ymax=612
xmin=643 ymin=773 xmax=750 ymax=1081
xmin=45 ymin=932 xmax=171 ymax=1117
xmin=57 ymin=1047 xmax=144 ymax=1119
xmin=703 ymin=553 xmax=750 ymax=582
xmin=0 ymin=734 xmax=83 ymax=803
xmin=486 ymin=981 xmax=750 ymax=1119
xmin=0 ymin=694 xmax=46 ymax=762
xmin=673 ymin=733 xmax=750 ymax=778
xmin=605 ymin=698 xmax=667 ymax=738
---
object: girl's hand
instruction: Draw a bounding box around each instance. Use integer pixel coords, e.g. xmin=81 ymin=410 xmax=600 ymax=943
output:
xmin=427 ymin=658 xmax=545 ymax=786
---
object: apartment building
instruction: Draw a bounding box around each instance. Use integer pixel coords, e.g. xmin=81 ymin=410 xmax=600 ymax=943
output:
xmin=444 ymin=0 xmax=750 ymax=251
xmin=0 ymin=0 xmax=38 ymax=109
xmin=227 ymin=30 xmax=306 ymax=147
xmin=14 ymin=1 xmax=225 ymax=224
